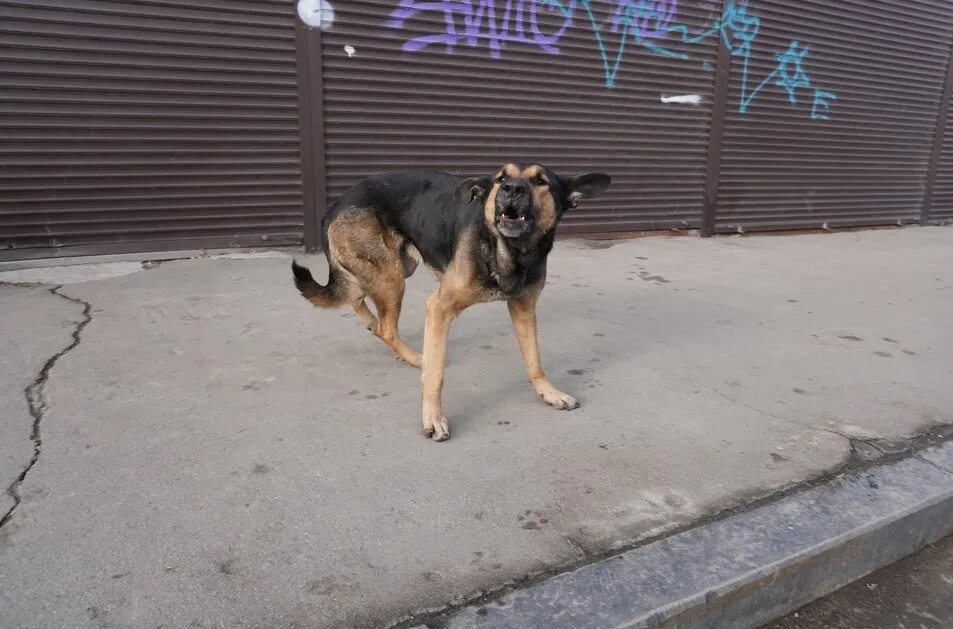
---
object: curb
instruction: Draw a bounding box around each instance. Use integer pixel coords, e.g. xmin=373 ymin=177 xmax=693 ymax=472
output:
xmin=434 ymin=441 xmax=953 ymax=629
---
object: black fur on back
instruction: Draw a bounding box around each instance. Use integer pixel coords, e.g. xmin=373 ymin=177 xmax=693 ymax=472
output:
xmin=321 ymin=171 xmax=475 ymax=273
xmin=320 ymin=170 xmax=556 ymax=297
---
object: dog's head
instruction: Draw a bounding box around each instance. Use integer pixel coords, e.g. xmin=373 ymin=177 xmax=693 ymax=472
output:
xmin=456 ymin=163 xmax=611 ymax=239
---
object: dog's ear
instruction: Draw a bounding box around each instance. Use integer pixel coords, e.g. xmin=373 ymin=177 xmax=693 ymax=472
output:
xmin=455 ymin=176 xmax=493 ymax=204
xmin=564 ymin=173 xmax=611 ymax=208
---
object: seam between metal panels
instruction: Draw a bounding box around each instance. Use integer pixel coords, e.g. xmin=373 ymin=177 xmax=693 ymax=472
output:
xmin=922 ymin=35 xmax=953 ymax=225
xmin=702 ymin=0 xmax=733 ymax=237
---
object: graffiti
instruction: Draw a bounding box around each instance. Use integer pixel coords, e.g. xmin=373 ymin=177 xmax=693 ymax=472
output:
xmin=386 ymin=0 xmax=837 ymax=118
xmin=811 ymin=90 xmax=836 ymax=121
xmin=385 ymin=0 xmax=574 ymax=56
xmin=611 ymin=0 xmax=678 ymax=39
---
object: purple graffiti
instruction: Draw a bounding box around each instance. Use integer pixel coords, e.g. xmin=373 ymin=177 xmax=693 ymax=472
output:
xmin=387 ymin=0 xmax=680 ymax=57
xmin=386 ymin=0 xmax=574 ymax=57
xmin=611 ymin=0 xmax=677 ymax=39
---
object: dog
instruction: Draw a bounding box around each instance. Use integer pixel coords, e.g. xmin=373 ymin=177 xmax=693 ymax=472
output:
xmin=292 ymin=162 xmax=611 ymax=441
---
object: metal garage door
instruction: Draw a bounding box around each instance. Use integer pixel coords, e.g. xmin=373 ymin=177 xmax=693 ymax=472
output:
xmin=318 ymin=0 xmax=721 ymax=234
xmin=713 ymin=0 xmax=953 ymax=232
xmin=0 ymin=0 xmax=303 ymax=261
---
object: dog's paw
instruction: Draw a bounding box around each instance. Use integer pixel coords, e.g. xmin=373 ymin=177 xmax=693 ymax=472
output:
xmin=422 ymin=411 xmax=450 ymax=442
xmin=404 ymin=352 xmax=423 ymax=369
xmin=535 ymin=382 xmax=580 ymax=411
xmin=547 ymin=392 xmax=579 ymax=410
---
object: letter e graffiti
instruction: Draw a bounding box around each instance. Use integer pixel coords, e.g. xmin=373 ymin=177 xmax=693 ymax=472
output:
xmin=811 ymin=90 xmax=836 ymax=121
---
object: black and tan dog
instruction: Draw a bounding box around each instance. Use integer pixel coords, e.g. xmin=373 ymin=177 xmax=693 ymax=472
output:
xmin=291 ymin=162 xmax=611 ymax=441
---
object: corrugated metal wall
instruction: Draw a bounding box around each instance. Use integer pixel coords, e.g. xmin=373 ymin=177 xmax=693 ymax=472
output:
xmin=0 ymin=0 xmax=303 ymax=261
xmin=3 ymin=1 xmax=953 ymax=261
xmin=715 ymin=0 xmax=953 ymax=232
xmin=320 ymin=0 xmax=719 ymax=234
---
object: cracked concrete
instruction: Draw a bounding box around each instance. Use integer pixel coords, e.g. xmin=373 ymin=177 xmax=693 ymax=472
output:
xmin=1 ymin=286 xmax=92 ymax=527
xmin=0 ymin=285 xmax=87 ymax=524
xmin=0 ymin=227 xmax=951 ymax=628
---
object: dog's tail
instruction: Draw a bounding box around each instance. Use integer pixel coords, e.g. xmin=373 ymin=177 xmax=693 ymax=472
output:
xmin=291 ymin=260 xmax=348 ymax=309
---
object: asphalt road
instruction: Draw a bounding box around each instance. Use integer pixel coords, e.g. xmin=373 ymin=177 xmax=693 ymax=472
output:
xmin=767 ymin=533 xmax=953 ymax=629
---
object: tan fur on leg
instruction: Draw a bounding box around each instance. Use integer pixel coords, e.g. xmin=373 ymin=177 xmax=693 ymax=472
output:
xmin=329 ymin=209 xmax=421 ymax=365
xmin=352 ymin=298 xmax=378 ymax=331
xmin=508 ymin=292 xmax=579 ymax=410
xmin=421 ymin=290 xmax=456 ymax=440
xmin=371 ymin=287 xmax=423 ymax=368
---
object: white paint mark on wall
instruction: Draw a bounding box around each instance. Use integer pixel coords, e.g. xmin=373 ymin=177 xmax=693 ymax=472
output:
xmin=344 ymin=45 xmax=356 ymax=58
xmin=297 ymin=0 xmax=335 ymax=30
xmin=660 ymin=94 xmax=702 ymax=105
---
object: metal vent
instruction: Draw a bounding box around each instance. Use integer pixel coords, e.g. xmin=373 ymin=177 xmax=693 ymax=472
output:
xmin=320 ymin=0 xmax=722 ymax=234
xmin=715 ymin=0 xmax=953 ymax=232
xmin=0 ymin=0 xmax=303 ymax=260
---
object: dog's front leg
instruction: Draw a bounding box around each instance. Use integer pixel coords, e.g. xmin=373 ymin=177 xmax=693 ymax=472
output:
xmin=421 ymin=290 xmax=457 ymax=441
xmin=507 ymin=294 xmax=579 ymax=410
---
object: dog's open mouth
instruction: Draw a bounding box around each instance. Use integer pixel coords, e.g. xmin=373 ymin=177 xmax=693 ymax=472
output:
xmin=497 ymin=207 xmax=534 ymax=237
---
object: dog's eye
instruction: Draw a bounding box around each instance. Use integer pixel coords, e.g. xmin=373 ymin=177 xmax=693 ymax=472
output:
xmin=531 ymin=176 xmax=547 ymax=186
xmin=494 ymin=176 xmax=505 ymax=184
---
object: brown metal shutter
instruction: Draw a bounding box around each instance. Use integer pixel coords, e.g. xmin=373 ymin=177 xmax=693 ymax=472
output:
xmin=714 ymin=1 xmax=953 ymax=232
xmin=320 ymin=0 xmax=721 ymax=234
xmin=931 ymin=102 xmax=953 ymax=224
xmin=0 ymin=0 xmax=303 ymax=261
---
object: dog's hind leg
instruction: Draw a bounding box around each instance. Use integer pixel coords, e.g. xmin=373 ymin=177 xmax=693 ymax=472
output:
xmin=352 ymin=297 xmax=378 ymax=331
xmin=329 ymin=210 xmax=422 ymax=366
xmin=369 ymin=279 xmax=422 ymax=368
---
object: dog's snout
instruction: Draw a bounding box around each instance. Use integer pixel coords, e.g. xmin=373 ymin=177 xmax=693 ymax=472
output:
xmin=500 ymin=180 xmax=528 ymax=198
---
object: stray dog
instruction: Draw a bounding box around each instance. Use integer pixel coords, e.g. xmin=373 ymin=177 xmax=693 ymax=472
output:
xmin=292 ymin=162 xmax=611 ymax=441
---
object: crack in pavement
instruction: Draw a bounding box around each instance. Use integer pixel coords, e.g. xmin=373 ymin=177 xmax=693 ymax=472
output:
xmin=688 ymin=379 xmax=908 ymax=468
xmin=0 ymin=285 xmax=92 ymax=529
xmin=688 ymin=378 xmax=864 ymax=443
xmin=687 ymin=380 xmax=953 ymax=468
xmin=563 ymin=535 xmax=590 ymax=559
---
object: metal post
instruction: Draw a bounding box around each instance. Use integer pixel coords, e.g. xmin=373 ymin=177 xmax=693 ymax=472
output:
xmin=922 ymin=40 xmax=953 ymax=226
xmin=295 ymin=15 xmax=328 ymax=252
xmin=701 ymin=2 xmax=732 ymax=237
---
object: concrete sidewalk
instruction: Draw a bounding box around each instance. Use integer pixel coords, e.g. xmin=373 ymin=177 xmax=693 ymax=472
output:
xmin=0 ymin=227 xmax=950 ymax=628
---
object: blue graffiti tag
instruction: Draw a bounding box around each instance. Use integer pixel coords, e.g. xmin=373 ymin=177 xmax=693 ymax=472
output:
xmin=386 ymin=0 xmax=837 ymax=118
xmin=811 ymin=90 xmax=837 ymax=121
xmin=611 ymin=0 xmax=678 ymax=39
